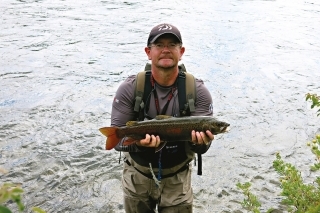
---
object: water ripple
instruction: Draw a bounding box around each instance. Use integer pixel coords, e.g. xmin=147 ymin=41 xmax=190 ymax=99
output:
xmin=1 ymin=0 xmax=319 ymax=212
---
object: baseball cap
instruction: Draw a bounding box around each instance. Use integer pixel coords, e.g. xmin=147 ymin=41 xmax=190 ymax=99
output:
xmin=147 ymin=23 xmax=182 ymax=46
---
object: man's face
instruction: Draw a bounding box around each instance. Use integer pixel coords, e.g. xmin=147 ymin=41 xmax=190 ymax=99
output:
xmin=145 ymin=34 xmax=185 ymax=69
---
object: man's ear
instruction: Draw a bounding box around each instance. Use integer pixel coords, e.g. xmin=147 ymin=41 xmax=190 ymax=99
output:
xmin=145 ymin=47 xmax=151 ymax=60
xmin=179 ymin=46 xmax=185 ymax=60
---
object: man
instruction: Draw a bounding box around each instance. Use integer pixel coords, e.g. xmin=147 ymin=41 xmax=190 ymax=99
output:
xmin=110 ymin=23 xmax=214 ymax=213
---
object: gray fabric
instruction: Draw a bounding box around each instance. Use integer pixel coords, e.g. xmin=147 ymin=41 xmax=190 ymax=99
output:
xmin=110 ymin=73 xmax=213 ymax=212
xmin=158 ymin=204 xmax=193 ymax=213
xmin=112 ymin=74 xmax=214 ymax=155
xmin=111 ymin=75 xmax=213 ymax=128
xmin=122 ymin=162 xmax=193 ymax=213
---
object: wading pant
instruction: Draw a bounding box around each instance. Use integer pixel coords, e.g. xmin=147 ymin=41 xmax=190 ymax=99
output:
xmin=122 ymin=162 xmax=193 ymax=213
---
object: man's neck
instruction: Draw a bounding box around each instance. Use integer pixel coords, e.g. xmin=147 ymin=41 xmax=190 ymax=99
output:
xmin=151 ymin=66 xmax=179 ymax=86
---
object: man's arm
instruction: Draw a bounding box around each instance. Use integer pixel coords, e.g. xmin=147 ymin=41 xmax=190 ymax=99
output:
xmin=111 ymin=76 xmax=141 ymax=152
xmin=190 ymin=79 xmax=214 ymax=154
xmin=111 ymin=75 xmax=162 ymax=152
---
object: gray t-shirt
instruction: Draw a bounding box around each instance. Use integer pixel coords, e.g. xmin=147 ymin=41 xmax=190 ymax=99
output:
xmin=111 ymin=74 xmax=214 ymax=169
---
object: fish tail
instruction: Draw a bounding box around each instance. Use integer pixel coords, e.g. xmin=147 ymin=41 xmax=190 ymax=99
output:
xmin=99 ymin=127 xmax=121 ymax=150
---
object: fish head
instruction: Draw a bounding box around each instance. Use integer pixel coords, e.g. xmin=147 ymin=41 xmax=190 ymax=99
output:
xmin=207 ymin=119 xmax=230 ymax=134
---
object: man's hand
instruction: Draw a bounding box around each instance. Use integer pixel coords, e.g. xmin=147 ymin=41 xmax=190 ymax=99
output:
xmin=191 ymin=130 xmax=214 ymax=145
xmin=136 ymin=134 xmax=161 ymax=147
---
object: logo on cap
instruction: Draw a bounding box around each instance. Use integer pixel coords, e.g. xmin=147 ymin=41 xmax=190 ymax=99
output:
xmin=157 ymin=24 xmax=173 ymax=31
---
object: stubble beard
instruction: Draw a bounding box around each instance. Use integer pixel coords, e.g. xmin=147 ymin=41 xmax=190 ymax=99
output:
xmin=156 ymin=64 xmax=175 ymax=71
xmin=156 ymin=59 xmax=176 ymax=71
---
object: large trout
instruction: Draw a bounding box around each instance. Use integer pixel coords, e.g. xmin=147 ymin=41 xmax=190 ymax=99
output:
xmin=99 ymin=115 xmax=230 ymax=150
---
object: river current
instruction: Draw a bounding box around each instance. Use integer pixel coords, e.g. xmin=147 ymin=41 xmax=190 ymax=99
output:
xmin=1 ymin=0 xmax=320 ymax=212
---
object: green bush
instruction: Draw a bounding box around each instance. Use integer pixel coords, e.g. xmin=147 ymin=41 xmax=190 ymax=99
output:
xmin=306 ymin=93 xmax=320 ymax=116
xmin=237 ymin=93 xmax=320 ymax=213
xmin=0 ymin=183 xmax=25 ymax=213
xmin=273 ymin=153 xmax=320 ymax=213
xmin=0 ymin=170 xmax=46 ymax=213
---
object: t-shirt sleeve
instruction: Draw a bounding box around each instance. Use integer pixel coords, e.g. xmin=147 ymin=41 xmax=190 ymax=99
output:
xmin=111 ymin=75 xmax=145 ymax=152
xmin=192 ymin=78 xmax=213 ymax=116
xmin=190 ymin=78 xmax=214 ymax=154
xmin=111 ymin=75 xmax=137 ymax=128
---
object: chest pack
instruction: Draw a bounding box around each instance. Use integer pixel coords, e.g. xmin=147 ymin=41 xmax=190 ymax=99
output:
xmin=131 ymin=63 xmax=204 ymax=175
xmin=133 ymin=63 xmax=196 ymax=120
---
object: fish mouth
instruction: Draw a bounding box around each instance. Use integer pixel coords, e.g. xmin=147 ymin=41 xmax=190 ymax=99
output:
xmin=220 ymin=126 xmax=230 ymax=132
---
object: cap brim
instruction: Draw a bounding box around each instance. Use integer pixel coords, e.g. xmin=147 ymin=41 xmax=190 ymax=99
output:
xmin=150 ymin=32 xmax=182 ymax=44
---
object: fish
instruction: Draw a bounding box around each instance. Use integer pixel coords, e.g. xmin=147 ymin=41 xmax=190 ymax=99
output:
xmin=99 ymin=115 xmax=230 ymax=150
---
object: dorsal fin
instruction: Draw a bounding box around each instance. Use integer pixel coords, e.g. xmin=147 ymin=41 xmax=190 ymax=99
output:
xmin=155 ymin=115 xmax=172 ymax=120
xmin=126 ymin=121 xmax=139 ymax=126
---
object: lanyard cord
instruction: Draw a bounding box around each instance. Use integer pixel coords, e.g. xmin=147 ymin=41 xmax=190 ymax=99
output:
xmin=150 ymin=75 xmax=177 ymax=182
xmin=157 ymin=148 xmax=162 ymax=182
xmin=150 ymin=75 xmax=177 ymax=115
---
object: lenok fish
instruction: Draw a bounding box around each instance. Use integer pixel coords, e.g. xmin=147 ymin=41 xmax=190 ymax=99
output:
xmin=99 ymin=115 xmax=230 ymax=150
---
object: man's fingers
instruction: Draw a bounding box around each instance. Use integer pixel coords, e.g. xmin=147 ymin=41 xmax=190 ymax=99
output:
xmin=200 ymin=132 xmax=207 ymax=143
xmin=150 ymin=135 xmax=157 ymax=147
xmin=191 ymin=130 xmax=196 ymax=142
xmin=155 ymin=136 xmax=160 ymax=147
xmin=206 ymin=130 xmax=215 ymax=140
xmin=145 ymin=134 xmax=151 ymax=143
xmin=191 ymin=131 xmax=203 ymax=144
xmin=191 ymin=130 xmax=215 ymax=145
xmin=138 ymin=134 xmax=161 ymax=147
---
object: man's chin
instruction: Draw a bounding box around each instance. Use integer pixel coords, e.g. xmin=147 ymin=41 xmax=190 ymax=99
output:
xmin=157 ymin=64 xmax=175 ymax=70
xmin=157 ymin=61 xmax=175 ymax=69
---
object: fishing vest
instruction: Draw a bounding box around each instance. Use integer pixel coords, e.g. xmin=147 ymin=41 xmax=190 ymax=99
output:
xmin=133 ymin=63 xmax=196 ymax=121
xmin=128 ymin=63 xmax=204 ymax=175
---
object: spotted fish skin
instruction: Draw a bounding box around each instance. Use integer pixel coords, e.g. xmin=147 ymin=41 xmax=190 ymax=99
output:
xmin=99 ymin=115 xmax=230 ymax=150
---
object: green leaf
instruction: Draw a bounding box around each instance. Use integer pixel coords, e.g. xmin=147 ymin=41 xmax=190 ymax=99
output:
xmin=10 ymin=188 xmax=23 ymax=194
xmin=0 ymin=205 xmax=12 ymax=213
xmin=266 ymin=208 xmax=275 ymax=213
xmin=32 ymin=207 xmax=47 ymax=213
xmin=0 ymin=191 xmax=10 ymax=203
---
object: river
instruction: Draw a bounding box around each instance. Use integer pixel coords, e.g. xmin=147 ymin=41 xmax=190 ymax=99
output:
xmin=1 ymin=0 xmax=319 ymax=212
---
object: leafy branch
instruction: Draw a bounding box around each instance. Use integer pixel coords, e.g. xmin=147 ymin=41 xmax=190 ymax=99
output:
xmin=306 ymin=93 xmax=320 ymax=171
xmin=0 ymin=183 xmax=24 ymax=213
xmin=237 ymin=93 xmax=320 ymax=212
xmin=0 ymin=169 xmax=46 ymax=213
xmin=273 ymin=153 xmax=320 ymax=213
xmin=236 ymin=182 xmax=271 ymax=213
xmin=307 ymin=134 xmax=320 ymax=171
xmin=306 ymin=93 xmax=320 ymax=116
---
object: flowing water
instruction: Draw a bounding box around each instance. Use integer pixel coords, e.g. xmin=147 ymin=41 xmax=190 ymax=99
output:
xmin=1 ymin=0 xmax=320 ymax=212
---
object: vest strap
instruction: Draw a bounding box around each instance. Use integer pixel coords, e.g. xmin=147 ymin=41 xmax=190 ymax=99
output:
xmin=125 ymin=159 xmax=189 ymax=179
